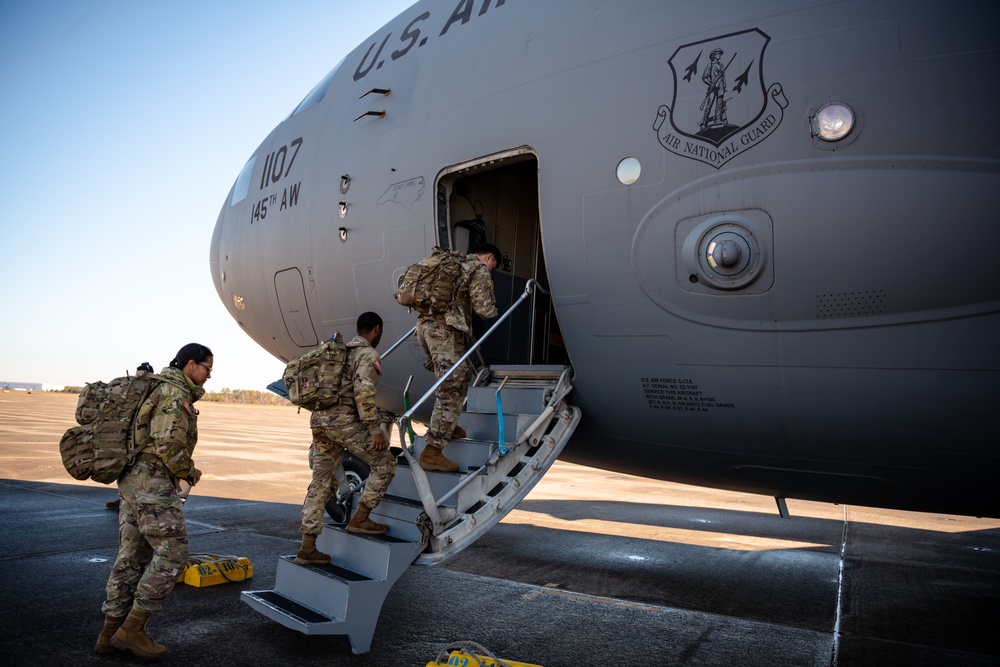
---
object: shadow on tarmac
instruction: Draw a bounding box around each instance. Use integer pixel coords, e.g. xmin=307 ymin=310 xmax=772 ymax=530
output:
xmin=2 ymin=479 xmax=999 ymax=667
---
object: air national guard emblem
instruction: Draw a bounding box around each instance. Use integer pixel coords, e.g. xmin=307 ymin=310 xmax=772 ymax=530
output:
xmin=653 ymin=28 xmax=788 ymax=169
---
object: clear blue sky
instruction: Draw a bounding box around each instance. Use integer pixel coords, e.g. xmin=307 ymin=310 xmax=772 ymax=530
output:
xmin=0 ymin=0 xmax=414 ymax=391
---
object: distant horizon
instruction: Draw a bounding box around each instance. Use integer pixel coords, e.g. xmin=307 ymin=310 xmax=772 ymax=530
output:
xmin=1 ymin=380 xmax=283 ymax=394
xmin=1 ymin=357 xmax=290 ymax=391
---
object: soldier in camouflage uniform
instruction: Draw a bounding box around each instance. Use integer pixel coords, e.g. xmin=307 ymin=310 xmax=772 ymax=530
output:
xmin=94 ymin=343 xmax=212 ymax=660
xmin=296 ymin=312 xmax=396 ymax=564
xmin=416 ymin=244 xmax=500 ymax=472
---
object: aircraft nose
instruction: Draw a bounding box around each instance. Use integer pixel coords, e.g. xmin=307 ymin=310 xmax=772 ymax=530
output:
xmin=210 ymin=203 xmax=225 ymax=301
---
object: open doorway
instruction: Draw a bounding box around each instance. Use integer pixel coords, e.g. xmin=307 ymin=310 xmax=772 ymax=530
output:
xmin=435 ymin=148 xmax=566 ymax=367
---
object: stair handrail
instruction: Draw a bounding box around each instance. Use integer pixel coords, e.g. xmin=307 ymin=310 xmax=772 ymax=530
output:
xmin=396 ymin=279 xmax=548 ymax=438
xmin=395 ymin=279 xmax=549 ymax=530
xmin=514 ymin=366 xmax=574 ymax=447
xmin=433 ymin=365 xmax=572 ymax=508
xmin=380 ymin=325 xmax=416 ymax=360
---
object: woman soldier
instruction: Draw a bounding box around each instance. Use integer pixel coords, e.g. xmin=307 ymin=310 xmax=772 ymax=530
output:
xmin=94 ymin=343 xmax=213 ymax=659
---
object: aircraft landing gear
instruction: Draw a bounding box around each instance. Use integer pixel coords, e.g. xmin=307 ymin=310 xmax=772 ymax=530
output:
xmin=325 ymin=454 xmax=369 ymax=523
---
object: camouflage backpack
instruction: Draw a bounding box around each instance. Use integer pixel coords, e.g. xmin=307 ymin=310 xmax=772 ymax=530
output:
xmin=395 ymin=246 xmax=466 ymax=314
xmin=59 ymin=372 xmax=164 ymax=484
xmin=282 ymin=332 xmax=349 ymax=411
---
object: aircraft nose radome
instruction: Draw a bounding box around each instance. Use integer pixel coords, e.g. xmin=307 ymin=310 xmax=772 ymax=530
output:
xmin=209 ymin=205 xmax=225 ymax=303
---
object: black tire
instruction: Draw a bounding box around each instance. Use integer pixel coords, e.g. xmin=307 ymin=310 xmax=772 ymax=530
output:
xmin=342 ymin=453 xmax=370 ymax=490
xmin=324 ymin=454 xmax=371 ymax=522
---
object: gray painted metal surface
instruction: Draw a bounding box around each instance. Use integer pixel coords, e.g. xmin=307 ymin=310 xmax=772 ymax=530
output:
xmin=210 ymin=0 xmax=1000 ymax=522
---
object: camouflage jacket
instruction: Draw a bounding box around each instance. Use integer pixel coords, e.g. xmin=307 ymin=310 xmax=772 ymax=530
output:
xmin=418 ymin=255 xmax=498 ymax=335
xmin=133 ymin=366 xmax=204 ymax=482
xmin=338 ymin=336 xmax=382 ymax=437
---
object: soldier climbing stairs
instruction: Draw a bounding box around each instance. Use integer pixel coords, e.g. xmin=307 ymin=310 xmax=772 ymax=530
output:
xmin=242 ymin=363 xmax=580 ymax=654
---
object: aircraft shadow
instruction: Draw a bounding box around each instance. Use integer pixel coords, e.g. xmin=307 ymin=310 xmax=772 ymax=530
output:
xmin=3 ymin=479 xmax=999 ymax=662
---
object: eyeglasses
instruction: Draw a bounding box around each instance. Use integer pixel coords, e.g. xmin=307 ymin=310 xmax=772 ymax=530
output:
xmin=197 ymin=362 xmax=213 ymax=374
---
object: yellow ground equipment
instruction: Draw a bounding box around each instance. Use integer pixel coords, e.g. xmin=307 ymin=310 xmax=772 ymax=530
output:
xmin=176 ymin=554 xmax=253 ymax=587
xmin=426 ymin=642 xmax=543 ymax=667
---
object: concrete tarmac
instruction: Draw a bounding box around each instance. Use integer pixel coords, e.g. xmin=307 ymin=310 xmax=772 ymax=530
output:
xmin=2 ymin=391 xmax=998 ymax=666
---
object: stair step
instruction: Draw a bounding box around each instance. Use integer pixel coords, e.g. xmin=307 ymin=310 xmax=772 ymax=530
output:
xmin=486 ymin=364 xmax=568 ymax=381
xmin=315 ymin=529 xmax=416 ymax=579
xmin=280 ymin=554 xmax=373 ymax=582
xmin=274 ymin=555 xmax=383 ymax=621
xmin=411 ymin=435 xmax=496 ymax=472
xmin=242 ymin=590 xmax=339 ymax=626
xmin=467 ymin=385 xmax=550 ymax=414
xmin=387 ymin=457 xmax=465 ymax=501
xmin=241 ymin=589 xmax=377 ymax=653
xmin=452 ymin=411 xmax=531 ymax=444
xmin=371 ymin=495 xmax=426 ymax=542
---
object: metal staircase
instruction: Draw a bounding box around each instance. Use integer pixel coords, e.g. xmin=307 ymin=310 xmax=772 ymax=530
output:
xmin=407 ymin=364 xmax=578 ymax=564
xmin=242 ymin=364 xmax=579 ymax=653
xmin=243 ymin=279 xmax=580 ymax=654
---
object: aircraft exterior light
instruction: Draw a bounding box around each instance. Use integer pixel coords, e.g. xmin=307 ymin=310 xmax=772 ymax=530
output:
xmin=813 ymin=103 xmax=854 ymax=141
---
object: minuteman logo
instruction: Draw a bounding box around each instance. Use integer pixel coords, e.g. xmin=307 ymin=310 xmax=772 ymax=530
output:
xmin=653 ymin=28 xmax=788 ymax=169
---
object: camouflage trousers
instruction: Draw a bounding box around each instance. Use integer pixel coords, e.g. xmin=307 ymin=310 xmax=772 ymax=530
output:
xmin=300 ymin=405 xmax=396 ymax=535
xmin=102 ymin=461 xmax=188 ymax=616
xmin=416 ymin=319 xmax=473 ymax=448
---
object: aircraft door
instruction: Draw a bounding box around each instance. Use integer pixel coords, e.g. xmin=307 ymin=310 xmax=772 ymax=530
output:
xmin=274 ymin=267 xmax=319 ymax=347
xmin=436 ymin=150 xmax=566 ymax=367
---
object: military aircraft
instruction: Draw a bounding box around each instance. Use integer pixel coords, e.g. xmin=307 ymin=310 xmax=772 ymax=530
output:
xmin=211 ymin=0 xmax=1000 ymax=529
xmin=214 ymin=0 xmax=1000 ymax=650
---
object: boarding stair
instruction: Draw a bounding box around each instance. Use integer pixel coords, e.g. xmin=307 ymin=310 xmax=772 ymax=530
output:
xmin=242 ymin=281 xmax=580 ymax=654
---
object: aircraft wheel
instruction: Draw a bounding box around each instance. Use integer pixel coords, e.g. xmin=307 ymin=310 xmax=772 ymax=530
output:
xmin=325 ymin=454 xmax=370 ymax=522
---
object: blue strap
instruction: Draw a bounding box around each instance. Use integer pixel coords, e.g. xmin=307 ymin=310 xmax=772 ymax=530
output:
xmin=496 ymin=384 xmax=507 ymax=456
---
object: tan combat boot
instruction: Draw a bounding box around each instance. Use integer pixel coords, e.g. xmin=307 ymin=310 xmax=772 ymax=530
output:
xmin=294 ymin=533 xmax=331 ymax=565
xmin=94 ymin=614 xmax=126 ymax=654
xmin=419 ymin=444 xmax=460 ymax=473
xmin=347 ymin=504 xmax=388 ymax=535
xmin=110 ymin=609 xmax=166 ymax=659
xmin=451 ymin=425 xmax=466 ymax=439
